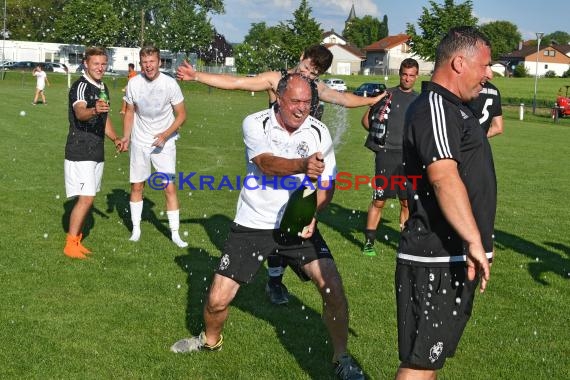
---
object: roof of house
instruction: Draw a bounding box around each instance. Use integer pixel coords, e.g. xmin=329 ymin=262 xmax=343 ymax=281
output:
xmin=364 ymin=34 xmax=410 ymax=52
xmin=322 ymin=29 xmax=344 ymax=41
xmin=324 ymin=43 xmax=365 ymax=59
xmin=500 ymin=44 xmax=570 ymax=60
xmin=553 ymin=43 xmax=570 ymax=55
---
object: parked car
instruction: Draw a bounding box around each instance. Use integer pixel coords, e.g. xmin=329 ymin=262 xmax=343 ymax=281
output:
xmin=8 ymin=61 xmax=38 ymax=71
xmin=322 ymin=78 xmax=347 ymax=92
xmin=1 ymin=60 xmax=15 ymax=70
xmin=159 ymin=69 xmax=175 ymax=78
xmin=49 ymin=62 xmax=69 ymax=74
xmin=353 ymin=82 xmax=386 ymax=97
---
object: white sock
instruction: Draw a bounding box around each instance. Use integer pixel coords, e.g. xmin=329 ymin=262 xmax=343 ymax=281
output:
xmin=129 ymin=201 xmax=143 ymax=242
xmin=167 ymin=209 xmax=188 ymax=248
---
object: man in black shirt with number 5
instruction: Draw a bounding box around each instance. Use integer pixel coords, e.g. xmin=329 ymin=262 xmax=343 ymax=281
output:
xmin=467 ymin=80 xmax=504 ymax=138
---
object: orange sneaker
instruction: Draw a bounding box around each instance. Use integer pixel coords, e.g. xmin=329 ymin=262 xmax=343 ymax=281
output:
xmin=63 ymin=235 xmax=87 ymax=259
xmin=77 ymin=233 xmax=92 ymax=254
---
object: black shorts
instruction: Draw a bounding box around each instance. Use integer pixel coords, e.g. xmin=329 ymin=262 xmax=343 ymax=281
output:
xmin=395 ymin=263 xmax=479 ymax=370
xmin=372 ymin=150 xmax=407 ymax=200
xmin=216 ymin=223 xmax=334 ymax=284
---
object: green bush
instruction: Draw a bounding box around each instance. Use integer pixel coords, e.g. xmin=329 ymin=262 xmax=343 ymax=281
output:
xmin=513 ymin=64 xmax=528 ymax=77
xmin=544 ymin=70 xmax=557 ymax=78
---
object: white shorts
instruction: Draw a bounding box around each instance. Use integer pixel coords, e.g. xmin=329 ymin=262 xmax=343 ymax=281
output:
xmin=129 ymin=140 xmax=176 ymax=183
xmin=37 ymin=84 xmax=45 ymax=91
xmin=64 ymin=160 xmax=104 ymax=198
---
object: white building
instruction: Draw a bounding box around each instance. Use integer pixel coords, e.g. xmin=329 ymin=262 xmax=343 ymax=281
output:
xmin=1 ymin=40 xmax=179 ymax=73
xmin=363 ymin=34 xmax=434 ymax=76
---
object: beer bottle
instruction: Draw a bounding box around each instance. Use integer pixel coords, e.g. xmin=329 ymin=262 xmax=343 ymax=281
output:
xmin=98 ymin=84 xmax=109 ymax=103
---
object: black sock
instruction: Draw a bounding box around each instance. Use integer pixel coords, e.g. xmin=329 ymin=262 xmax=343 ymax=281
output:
xmin=364 ymin=229 xmax=376 ymax=244
xmin=267 ymin=254 xmax=284 ymax=285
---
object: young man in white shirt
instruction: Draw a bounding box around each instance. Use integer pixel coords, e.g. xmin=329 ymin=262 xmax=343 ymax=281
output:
xmin=121 ymin=45 xmax=188 ymax=248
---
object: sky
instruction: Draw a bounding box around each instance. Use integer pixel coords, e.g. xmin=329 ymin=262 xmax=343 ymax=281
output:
xmin=210 ymin=0 xmax=569 ymax=44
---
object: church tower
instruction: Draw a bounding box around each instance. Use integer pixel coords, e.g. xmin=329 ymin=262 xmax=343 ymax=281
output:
xmin=345 ymin=3 xmax=356 ymax=31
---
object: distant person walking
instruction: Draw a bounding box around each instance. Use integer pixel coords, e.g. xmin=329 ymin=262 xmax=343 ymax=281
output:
xmin=32 ymin=64 xmax=50 ymax=105
xmin=120 ymin=63 xmax=138 ymax=115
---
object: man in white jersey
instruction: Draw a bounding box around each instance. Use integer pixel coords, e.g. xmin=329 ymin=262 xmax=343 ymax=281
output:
xmin=121 ymin=45 xmax=188 ymax=248
xmin=170 ymin=74 xmax=365 ymax=380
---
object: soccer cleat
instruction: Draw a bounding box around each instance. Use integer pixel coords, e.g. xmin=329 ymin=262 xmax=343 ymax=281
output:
xmin=335 ymin=353 xmax=365 ymax=380
xmin=265 ymin=282 xmax=289 ymax=305
xmin=63 ymin=235 xmax=87 ymax=259
xmin=361 ymin=241 xmax=377 ymax=257
xmin=77 ymin=233 xmax=92 ymax=254
xmin=170 ymin=331 xmax=223 ymax=353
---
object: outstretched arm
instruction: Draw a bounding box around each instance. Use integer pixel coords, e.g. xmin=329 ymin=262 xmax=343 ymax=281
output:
xmin=177 ymin=61 xmax=279 ymax=92
xmin=317 ymin=81 xmax=386 ymax=108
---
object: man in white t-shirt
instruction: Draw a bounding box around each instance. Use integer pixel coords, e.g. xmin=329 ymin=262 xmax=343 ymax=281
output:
xmin=170 ymin=74 xmax=365 ymax=380
xmin=121 ymin=45 xmax=188 ymax=248
xmin=32 ymin=64 xmax=50 ymax=105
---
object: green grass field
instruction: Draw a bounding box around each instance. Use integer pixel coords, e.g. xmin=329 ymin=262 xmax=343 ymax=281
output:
xmin=0 ymin=72 xmax=569 ymax=379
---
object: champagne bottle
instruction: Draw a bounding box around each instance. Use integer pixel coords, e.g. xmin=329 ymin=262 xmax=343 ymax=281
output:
xmin=368 ymin=92 xmax=392 ymax=147
xmin=369 ymin=117 xmax=387 ymax=146
xmin=279 ymin=182 xmax=317 ymax=236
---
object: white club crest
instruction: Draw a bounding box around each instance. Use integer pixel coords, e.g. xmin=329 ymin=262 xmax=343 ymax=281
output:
xmin=296 ymin=141 xmax=310 ymax=158
xmin=219 ymin=254 xmax=230 ymax=271
xmin=429 ymin=341 xmax=443 ymax=363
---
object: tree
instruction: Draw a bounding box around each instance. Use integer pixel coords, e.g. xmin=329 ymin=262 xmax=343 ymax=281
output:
xmin=406 ymin=0 xmax=478 ymax=61
xmin=52 ymin=0 xmax=123 ymax=47
xmin=236 ymin=0 xmax=322 ymax=73
xmin=479 ymin=21 xmax=521 ymax=60
xmin=243 ymin=22 xmax=283 ymax=47
xmin=137 ymin=0 xmax=215 ymax=53
xmin=343 ymin=15 xmax=388 ymax=48
xmin=278 ymin=0 xmax=323 ymax=68
xmin=5 ymin=0 xmax=66 ymax=42
xmin=380 ymin=15 xmax=389 ymax=39
xmin=107 ymin=0 xmax=221 ymax=52
xmin=543 ymin=31 xmax=570 ymax=46
xmin=235 ymin=23 xmax=289 ymax=73
xmin=198 ymin=32 xmax=233 ymax=65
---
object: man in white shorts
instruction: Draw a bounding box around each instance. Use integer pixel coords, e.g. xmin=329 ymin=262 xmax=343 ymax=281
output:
xmin=121 ymin=45 xmax=188 ymax=248
xmin=64 ymin=47 xmax=124 ymax=259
